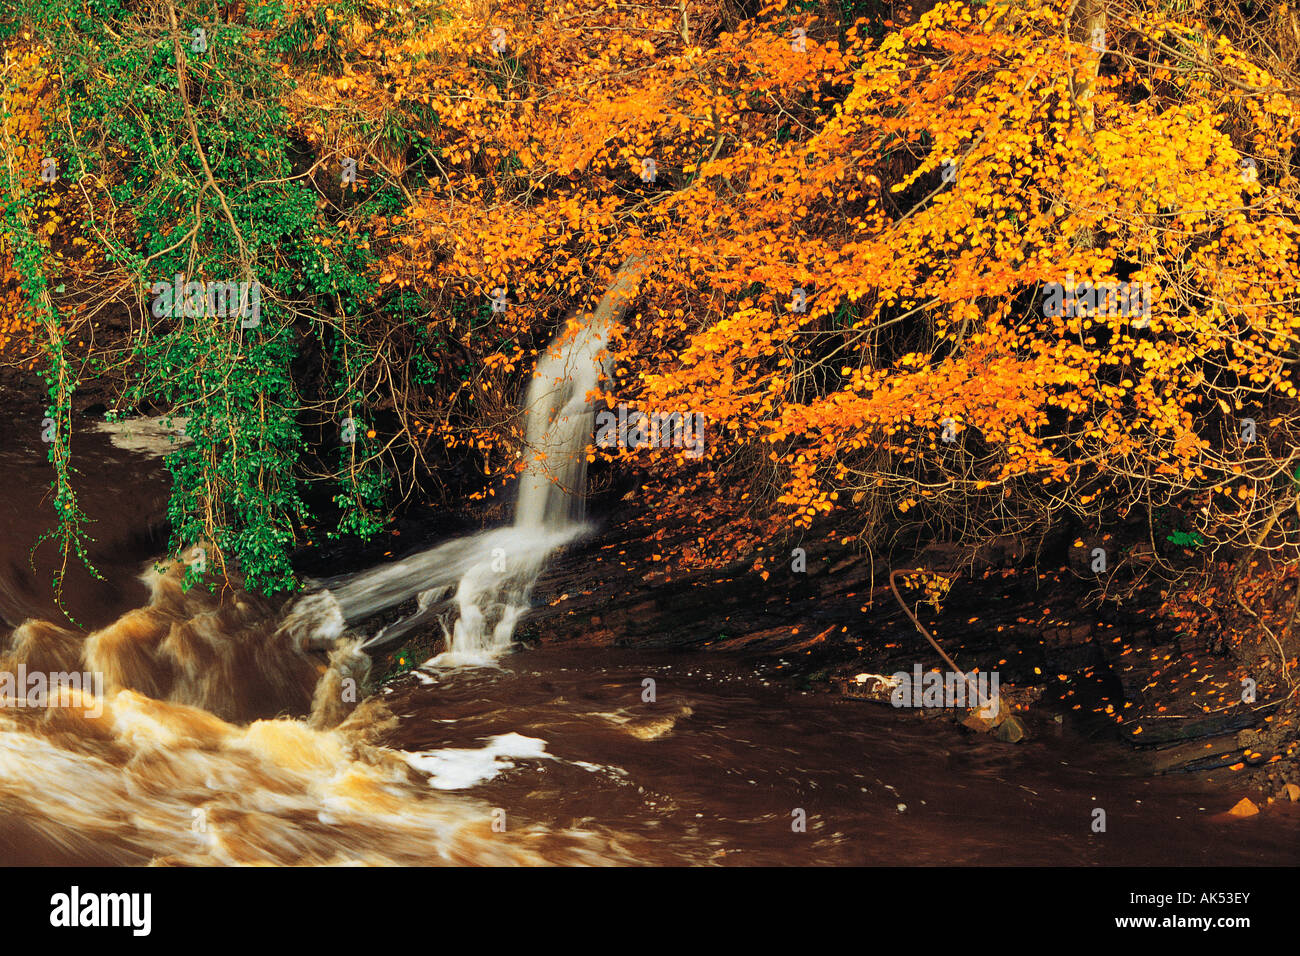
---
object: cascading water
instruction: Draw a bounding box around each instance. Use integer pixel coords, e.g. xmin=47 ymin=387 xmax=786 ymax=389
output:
xmin=0 ymin=256 xmax=651 ymax=865
xmin=278 ymin=254 xmax=647 ymax=664
xmin=2 ymin=257 xmax=1297 ymax=866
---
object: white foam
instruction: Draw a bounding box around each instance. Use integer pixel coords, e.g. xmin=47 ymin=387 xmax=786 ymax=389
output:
xmin=404 ymin=733 xmax=553 ymax=790
xmin=420 ymin=650 xmax=504 ymax=670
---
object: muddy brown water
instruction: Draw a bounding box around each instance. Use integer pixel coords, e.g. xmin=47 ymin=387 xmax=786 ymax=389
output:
xmin=378 ymin=649 xmax=1300 ymax=865
xmin=0 ymin=433 xmax=168 ymax=632
xmin=0 ymin=431 xmax=1297 ymax=865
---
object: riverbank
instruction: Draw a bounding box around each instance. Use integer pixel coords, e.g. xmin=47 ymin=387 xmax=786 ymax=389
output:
xmin=344 ymin=484 xmax=1299 ymax=811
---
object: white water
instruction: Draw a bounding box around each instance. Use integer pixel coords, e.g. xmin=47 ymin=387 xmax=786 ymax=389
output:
xmin=279 ymin=256 xmax=647 ymax=663
xmin=404 ymin=732 xmax=555 ymax=790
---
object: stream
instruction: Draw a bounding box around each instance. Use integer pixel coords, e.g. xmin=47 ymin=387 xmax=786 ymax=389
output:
xmin=1 ymin=426 xmax=1297 ymax=865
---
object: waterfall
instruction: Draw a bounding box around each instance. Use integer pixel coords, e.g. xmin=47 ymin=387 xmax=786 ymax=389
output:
xmin=278 ymin=255 xmax=646 ymax=663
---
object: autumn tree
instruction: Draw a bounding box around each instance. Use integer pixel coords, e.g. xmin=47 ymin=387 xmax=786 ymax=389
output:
xmin=3 ymin=0 xmax=1300 ymax=674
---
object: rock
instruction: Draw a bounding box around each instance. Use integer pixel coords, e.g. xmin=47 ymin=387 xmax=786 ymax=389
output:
xmin=917 ymin=542 xmax=963 ymax=572
xmin=1226 ymin=797 xmax=1259 ymax=818
xmin=962 ymin=711 xmax=997 ymax=733
xmin=91 ymin=414 xmax=192 ymax=459
xmin=960 ymin=700 xmax=1008 ymax=730
xmin=1284 ymin=784 xmax=1300 ymax=802
xmin=1043 ymin=624 xmax=1093 ymax=648
xmin=994 ymin=714 xmax=1027 ymax=743
xmin=839 ymin=673 xmax=898 ymax=702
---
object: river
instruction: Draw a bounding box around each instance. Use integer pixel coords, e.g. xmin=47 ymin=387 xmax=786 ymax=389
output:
xmin=1 ymin=427 xmax=1297 ymax=865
